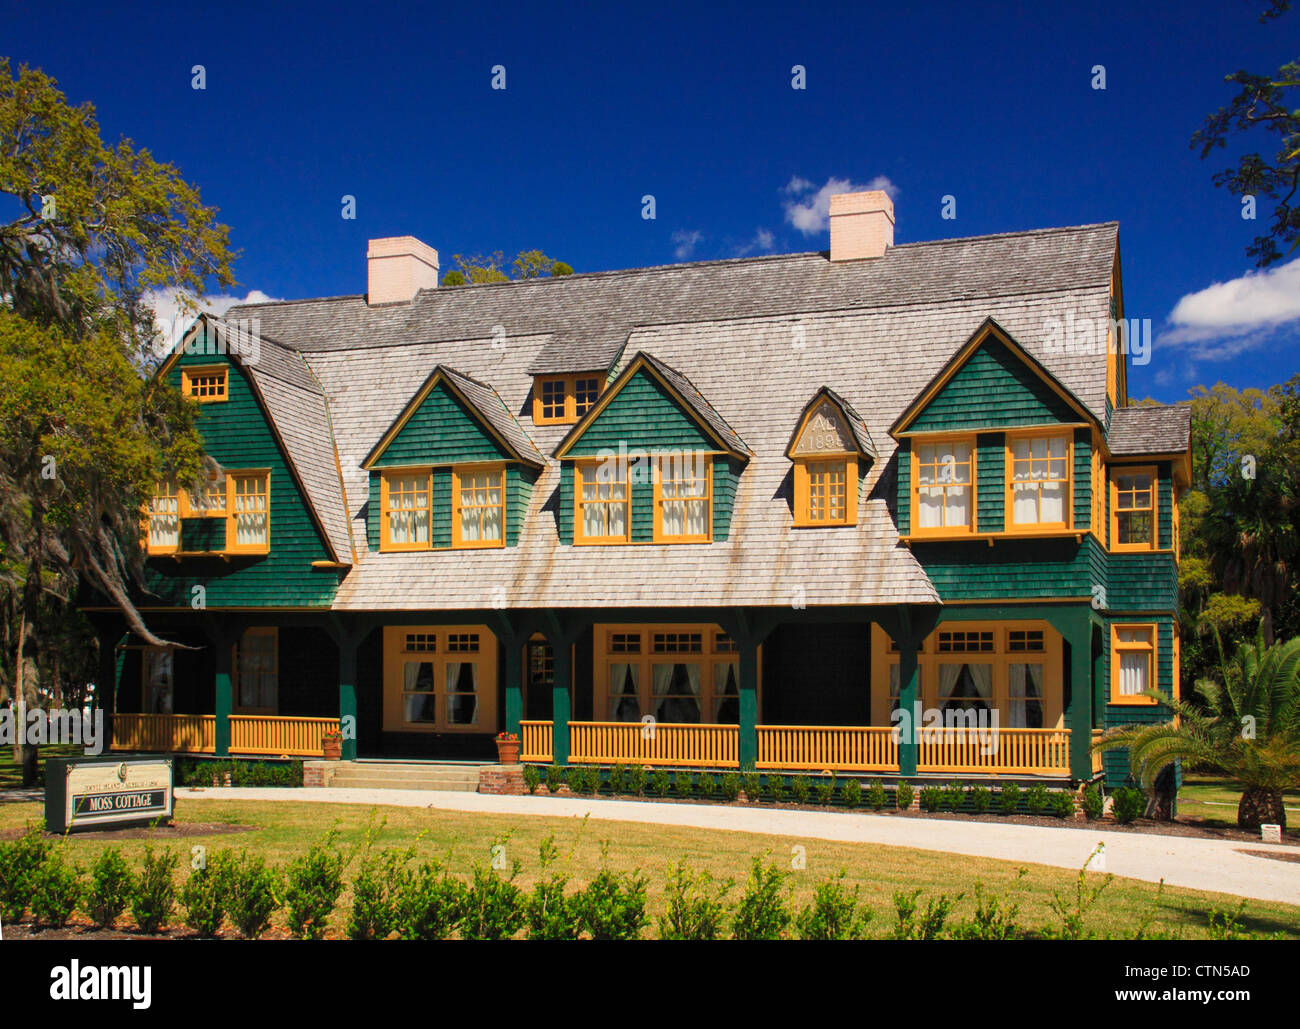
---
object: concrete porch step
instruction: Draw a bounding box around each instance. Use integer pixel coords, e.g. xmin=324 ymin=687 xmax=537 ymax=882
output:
xmin=324 ymin=761 xmax=484 ymax=792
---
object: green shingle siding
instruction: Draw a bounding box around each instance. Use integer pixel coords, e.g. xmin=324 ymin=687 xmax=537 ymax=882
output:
xmin=975 ymin=433 xmax=1003 ymax=533
xmin=712 ymin=457 xmax=742 ymax=541
xmin=1072 ymin=429 xmax=1091 ymax=531
xmin=367 ymin=474 xmax=381 ymax=552
xmin=630 ymin=475 xmax=654 ymax=544
xmin=1157 ymin=463 xmax=1172 ymax=550
xmin=146 ymin=348 xmax=339 ymax=608
xmin=896 ymin=441 xmax=911 ymax=535
xmin=913 ymin=538 xmax=1094 ymax=601
xmin=432 ymin=468 xmax=452 ymax=549
xmin=558 ymin=465 xmax=574 ymax=544
xmin=180 ymin=517 xmax=226 ymax=552
xmin=506 ymin=465 xmax=537 ymax=547
xmin=1106 ymin=552 xmax=1178 ymax=611
xmin=563 ymin=369 xmax=717 ymax=457
xmin=371 ymin=381 xmax=510 ymax=468
xmin=909 ymin=339 xmax=1077 ymax=432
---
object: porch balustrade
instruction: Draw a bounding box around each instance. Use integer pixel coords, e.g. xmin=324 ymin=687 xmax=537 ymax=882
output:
xmin=111 ymin=713 xmax=340 ymax=758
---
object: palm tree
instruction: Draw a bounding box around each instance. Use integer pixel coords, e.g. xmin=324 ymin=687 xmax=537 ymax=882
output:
xmin=1093 ymin=631 xmax=1300 ymax=830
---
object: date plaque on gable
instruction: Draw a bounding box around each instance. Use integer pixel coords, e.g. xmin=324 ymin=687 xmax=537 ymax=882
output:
xmin=792 ymin=401 xmax=853 ymax=456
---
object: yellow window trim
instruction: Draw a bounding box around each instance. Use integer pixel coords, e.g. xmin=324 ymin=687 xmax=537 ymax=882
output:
xmin=451 ymin=463 xmax=507 ymax=550
xmin=909 ymin=432 xmax=977 ymax=539
xmin=381 ymin=625 xmax=499 ymax=733
xmin=793 ymin=455 xmax=858 ymax=527
xmin=225 ymin=470 xmax=272 ymax=555
xmin=1110 ymin=463 xmax=1158 ymax=553
xmin=232 ymin=627 xmax=278 ymax=715
xmin=1003 ymin=429 xmax=1072 ymax=534
xmin=1110 ymin=622 xmax=1158 ymax=705
xmin=379 ymin=467 xmax=434 ymax=552
xmin=594 ymin=622 xmax=760 ymax=724
xmin=653 ymin=454 xmax=712 ymax=544
xmin=533 ymin=373 xmax=603 ymax=425
xmin=574 ymin=459 xmax=632 ymax=545
xmin=180 ymin=364 xmax=229 ymax=403
xmin=143 ymin=469 xmax=269 ymax=556
xmin=870 ymin=622 xmax=1064 ymax=728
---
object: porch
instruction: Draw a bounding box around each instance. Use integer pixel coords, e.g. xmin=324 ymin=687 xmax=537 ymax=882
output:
xmin=520 ymin=721 xmax=1092 ymax=777
xmin=110 ymin=713 xmax=341 ymax=758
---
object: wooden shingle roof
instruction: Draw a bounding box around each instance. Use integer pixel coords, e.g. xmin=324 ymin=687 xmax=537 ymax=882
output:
xmin=1107 ymin=403 xmax=1191 ymax=456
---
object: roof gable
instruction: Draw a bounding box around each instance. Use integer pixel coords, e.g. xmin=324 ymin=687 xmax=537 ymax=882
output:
xmin=787 ymin=388 xmax=876 ymax=460
xmin=362 ymin=366 xmax=543 ymax=470
xmin=159 ymin=316 xmax=354 ymax=564
xmin=554 ymin=352 xmax=750 ymax=459
xmin=891 ymin=319 xmax=1095 ymax=436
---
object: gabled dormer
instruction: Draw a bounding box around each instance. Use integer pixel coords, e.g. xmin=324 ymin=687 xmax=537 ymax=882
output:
xmin=553 ymin=352 xmax=750 ymax=545
xmin=786 ymin=388 xmax=875 ymax=527
xmin=890 ymin=319 xmax=1100 ymax=542
xmin=362 ymin=366 xmax=543 ymax=551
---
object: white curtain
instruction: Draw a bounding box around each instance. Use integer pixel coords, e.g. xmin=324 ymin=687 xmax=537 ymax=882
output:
xmin=235 ymin=484 xmax=267 ymax=545
xmin=609 ymin=663 xmax=639 ymax=720
xmin=1008 ymin=663 xmax=1044 ymax=727
xmin=1119 ymin=652 xmax=1148 ymax=696
xmin=445 ymin=661 xmax=478 ymax=725
xmin=150 ymin=492 xmax=179 ymax=548
xmin=917 ymin=442 xmax=971 ymax=528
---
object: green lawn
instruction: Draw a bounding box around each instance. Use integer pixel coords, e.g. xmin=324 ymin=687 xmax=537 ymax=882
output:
xmin=1178 ymin=775 xmax=1300 ymax=833
xmin=2 ymin=796 xmax=1297 ymax=939
xmin=0 ymin=744 xmax=84 ymax=789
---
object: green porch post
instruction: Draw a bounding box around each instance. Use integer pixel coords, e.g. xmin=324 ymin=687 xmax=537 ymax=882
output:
xmin=1047 ymin=607 xmax=1097 ymax=781
xmin=551 ymin=639 xmax=571 ymax=765
xmin=213 ymin=633 xmax=233 ymax=758
xmin=504 ymin=636 xmax=524 ymax=736
xmin=338 ymin=636 xmax=358 ymax=761
xmin=897 ymin=635 xmax=920 ymax=779
xmin=738 ymin=640 xmax=759 ymax=771
xmin=94 ymin=622 xmax=122 ymax=752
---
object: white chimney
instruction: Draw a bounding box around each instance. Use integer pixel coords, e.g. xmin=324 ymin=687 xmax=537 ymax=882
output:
xmin=829 ymin=190 xmax=894 ymax=261
xmin=366 ymin=236 xmax=440 ymax=304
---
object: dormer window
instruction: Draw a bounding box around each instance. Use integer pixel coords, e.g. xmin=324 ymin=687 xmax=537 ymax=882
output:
xmin=533 ymin=373 xmax=602 ymax=425
xmin=181 ymin=365 xmax=228 ymax=402
xmin=788 ymin=391 xmax=872 ymax=528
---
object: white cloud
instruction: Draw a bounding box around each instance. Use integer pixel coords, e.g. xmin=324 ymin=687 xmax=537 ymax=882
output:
xmin=730 ymin=227 xmax=777 ymax=258
xmin=782 ymin=175 xmax=898 ymax=236
xmin=1158 ymin=258 xmax=1300 ymax=361
xmin=145 ymin=286 xmax=281 ymax=355
xmin=671 ymin=229 xmax=703 ymax=260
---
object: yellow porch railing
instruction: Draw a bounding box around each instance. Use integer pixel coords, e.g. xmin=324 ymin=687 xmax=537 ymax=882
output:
xmin=570 ymin=722 xmax=739 ymax=768
xmin=1091 ymin=729 xmax=1104 ymax=775
xmin=111 ymin=713 xmax=339 ymax=758
xmin=230 ymin=716 xmax=340 ymax=757
xmin=757 ymin=725 xmax=898 ymax=771
xmin=521 ymin=720 xmax=553 ymax=762
xmin=111 ymin=713 xmax=216 ymax=754
xmin=917 ymin=727 xmax=1070 ymax=775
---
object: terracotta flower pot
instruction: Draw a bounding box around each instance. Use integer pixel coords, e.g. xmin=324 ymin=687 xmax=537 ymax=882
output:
xmin=322 ymin=736 xmax=343 ymax=761
xmin=496 ymin=739 xmax=521 ymax=765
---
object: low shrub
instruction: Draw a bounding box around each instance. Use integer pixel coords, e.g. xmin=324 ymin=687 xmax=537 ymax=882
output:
xmin=841 ymin=779 xmax=862 ymax=809
xmin=732 ymin=858 xmax=792 ymax=940
xmin=813 ymin=775 xmax=836 ymax=806
xmin=720 ymin=773 xmax=742 ymax=802
xmin=522 ymin=765 xmax=541 ymax=795
xmin=606 ymin=764 xmax=626 ymax=795
xmin=569 ymin=766 xmax=598 ymax=795
xmin=577 ymin=850 xmax=648 ymax=940
xmin=1112 ymin=786 xmax=1144 ymax=824
xmin=658 ymin=862 xmax=732 ymax=940
xmin=789 ymin=775 xmax=812 ymax=805
xmin=0 ymin=825 xmax=51 ymax=923
xmin=998 ymin=783 xmax=1022 ymax=815
xmin=696 ymin=771 xmax=717 ymax=798
xmin=949 ymin=879 xmax=1024 ymax=940
xmin=651 ymin=768 xmax=672 ymax=798
xmin=180 ymin=758 xmax=302 ymax=788
xmin=891 ymin=888 xmax=955 ymax=940
xmin=526 ymin=837 xmax=582 ymax=940
xmin=895 ymin=781 xmax=914 ymax=810
xmin=228 ymin=851 xmax=282 ymax=940
xmin=348 ymin=846 xmax=409 ymax=941
xmin=968 ymin=784 xmax=991 ymax=814
xmin=284 ymin=834 xmax=345 ymax=940
xmin=941 ymin=781 xmax=965 ymax=811
xmin=919 ymin=785 xmax=943 ymax=812
xmin=461 ymin=860 xmax=525 ymax=941
xmin=545 ymin=764 xmax=566 ymax=794
xmin=131 ymin=846 xmax=179 ymax=933
xmin=1051 ymin=791 xmax=1076 ymax=819
xmin=625 ymin=764 xmax=647 ymax=796
xmin=1025 ymin=783 xmax=1049 ymax=814
xmin=673 ymin=771 xmax=694 ymax=798
xmin=741 ymin=772 xmax=762 ymax=800
xmin=392 ymin=860 xmax=465 ymax=940
xmin=87 ymin=847 xmax=133 ymax=929
xmin=795 ymin=872 xmax=872 ymax=940
xmin=31 ymin=846 xmax=82 ymax=929
xmin=865 ymin=780 xmax=888 ymax=811
xmin=766 ymin=774 xmax=787 ymax=803
xmin=180 ymin=850 xmax=236 ymax=937
xmin=1081 ymin=784 xmax=1104 ymax=821
xmin=1045 ymin=846 xmax=1113 ymax=939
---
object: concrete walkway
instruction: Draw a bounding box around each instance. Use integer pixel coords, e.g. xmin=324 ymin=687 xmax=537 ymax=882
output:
xmin=174 ymin=786 xmax=1300 ymax=906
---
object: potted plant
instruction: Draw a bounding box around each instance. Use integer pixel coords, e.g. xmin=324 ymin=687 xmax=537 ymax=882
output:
xmin=322 ymin=727 xmax=343 ymax=761
xmin=495 ymin=731 xmax=520 ymax=765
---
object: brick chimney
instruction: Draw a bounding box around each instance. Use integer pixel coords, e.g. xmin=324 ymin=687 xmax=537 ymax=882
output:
xmin=366 ymin=236 xmax=440 ymax=304
xmin=828 ymin=190 xmax=894 ymax=261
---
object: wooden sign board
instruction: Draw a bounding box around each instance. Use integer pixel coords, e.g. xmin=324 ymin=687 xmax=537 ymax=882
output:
xmin=44 ymin=755 xmax=174 ymax=834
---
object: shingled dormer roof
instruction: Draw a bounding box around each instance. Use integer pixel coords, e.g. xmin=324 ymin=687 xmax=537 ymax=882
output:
xmin=1107 ymin=403 xmax=1191 ymax=457
xmin=787 ymin=387 xmax=877 ymax=460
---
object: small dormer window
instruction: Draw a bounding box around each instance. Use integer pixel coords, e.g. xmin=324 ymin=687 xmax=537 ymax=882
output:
xmin=533 ymin=373 xmax=602 ymax=425
xmin=789 ymin=395 xmax=869 ymax=527
xmin=181 ymin=365 xmax=228 ymax=402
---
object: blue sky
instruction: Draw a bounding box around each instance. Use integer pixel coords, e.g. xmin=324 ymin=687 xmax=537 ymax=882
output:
xmin=3 ymin=0 xmax=1297 ymax=402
